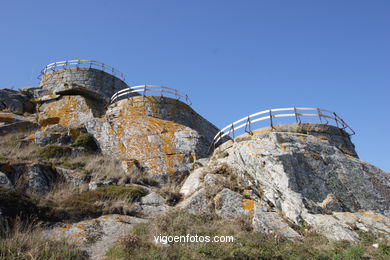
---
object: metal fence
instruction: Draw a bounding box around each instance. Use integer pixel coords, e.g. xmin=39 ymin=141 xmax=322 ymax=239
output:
xmin=210 ymin=107 xmax=355 ymax=150
xmin=110 ymin=85 xmax=192 ymax=105
xmin=38 ymin=59 xmax=126 ymax=81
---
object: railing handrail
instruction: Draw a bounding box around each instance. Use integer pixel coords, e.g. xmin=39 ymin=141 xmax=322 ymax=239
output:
xmin=210 ymin=107 xmax=355 ymax=151
xmin=110 ymin=85 xmax=192 ymax=105
xmin=38 ymin=59 xmax=125 ymax=81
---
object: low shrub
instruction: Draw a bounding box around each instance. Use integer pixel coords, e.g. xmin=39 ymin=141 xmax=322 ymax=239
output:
xmin=38 ymin=145 xmax=71 ymax=160
xmin=72 ymin=133 xmax=99 ymax=151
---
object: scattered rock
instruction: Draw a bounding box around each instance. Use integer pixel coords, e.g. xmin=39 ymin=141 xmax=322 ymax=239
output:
xmin=44 ymin=214 xmax=147 ymax=259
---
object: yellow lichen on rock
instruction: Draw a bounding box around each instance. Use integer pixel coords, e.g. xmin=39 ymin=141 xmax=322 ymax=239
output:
xmin=242 ymin=199 xmax=255 ymax=214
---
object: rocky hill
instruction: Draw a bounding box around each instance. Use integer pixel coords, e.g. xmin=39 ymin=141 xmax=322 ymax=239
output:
xmin=0 ymin=68 xmax=389 ymax=259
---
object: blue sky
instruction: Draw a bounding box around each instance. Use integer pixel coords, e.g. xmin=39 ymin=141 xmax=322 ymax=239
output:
xmin=1 ymin=0 xmax=389 ymax=171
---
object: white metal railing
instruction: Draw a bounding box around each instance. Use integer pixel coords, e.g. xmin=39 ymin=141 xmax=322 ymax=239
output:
xmin=38 ymin=59 xmax=125 ymax=81
xmin=210 ymin=107 xmax=355 ymax=150
xmin=110 ymin=85 xmax=192 ymax=105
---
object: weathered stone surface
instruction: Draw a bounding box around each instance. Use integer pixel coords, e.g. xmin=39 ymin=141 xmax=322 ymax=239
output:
xmin=303 ymin=213 xmax=359 ymax=241
xmin=44 ymin=214 xmax=147 ymax=259
xmin=37 ymin=95 xmax=103 ymax=129
xmin=333 ymin=211 xmax=390 ymax=239
xmin=55 ymin=167 xmax=86 ymax=185
xmin=141 ymin=205 xmax=167 ymax=217
xmin=86 ymin=96 xmax=219 ymax=181
xmin=140 ymin=192 xmax=166 ymax=206
xmin=177 ymin=188 xmax=213 ymax=215
xmin=5 ymin=164 xmax=59 ymax=195
xmin=0 ymin=89 xmax=34 ymax=115
xmin=35 ymin=124 xmax=83 ymax=146
xmin=203 ymin=173 xmax=227 ymax=187
xmin=252 ymin=205 xmax=301 ymax=239
xmin=180 ymin=167 xmax=203 ymax=197
xmin=139 ymin=192 xmax=167 ymax=217
xmin=0 ymin=171 xmax=13 ymax=190
xmin=214 ymin=188 xmax=247 ymax=218
xmin=38 ymin=68 xmax=127 ymax=101
xmin=0 ymin=112 xmax=38 ymax=135
xmin=206 ymin=125 xmax=390 ymax=239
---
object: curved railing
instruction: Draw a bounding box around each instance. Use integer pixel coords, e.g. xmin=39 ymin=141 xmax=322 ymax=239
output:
xmin=38 ymin=59 xmax=126 ymax=81
xmin=110 ymin=85 xmax=192 ymax=105
xmin=210 ymin=107 xmax=355 ymax=150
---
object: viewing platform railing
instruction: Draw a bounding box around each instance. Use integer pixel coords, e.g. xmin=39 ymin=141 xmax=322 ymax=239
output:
xmin=110 ymin=85 xmax=192 ymax=105
xmin=210 ymin=107 xmax=355 ymax=151
xmin=38 ymin=59 xmax=126 ymax=81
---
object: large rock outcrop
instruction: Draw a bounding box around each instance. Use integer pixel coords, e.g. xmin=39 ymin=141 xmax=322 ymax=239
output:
xmin=0 ymin=89 xmax=34 ymax=115
xmin=86 ymin=96 xmax=219 ymax=181
xmin=178 ymin=124 xmax=390 ymax=241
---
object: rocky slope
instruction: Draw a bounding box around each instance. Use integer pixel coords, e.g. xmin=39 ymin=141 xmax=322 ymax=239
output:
xmin=1 ymin=81 xmax=390 ymax=259
xmin=179 ymin=124 xmax=390 ymax=242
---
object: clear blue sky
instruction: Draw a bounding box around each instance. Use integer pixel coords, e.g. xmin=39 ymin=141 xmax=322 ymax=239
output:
xmin=1 ymin=0 xmax=389 ymax=171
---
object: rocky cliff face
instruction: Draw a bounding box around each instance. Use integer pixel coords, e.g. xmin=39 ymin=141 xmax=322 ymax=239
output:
xmin=178 ymin=124 xmax=390 ymax=241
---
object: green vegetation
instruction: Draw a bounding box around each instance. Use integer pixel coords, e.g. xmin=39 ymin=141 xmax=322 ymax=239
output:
xmin=106 ymin=210 xmax=390 ymax=260
xmin=38 ymin=145 xmax=71 ymax=160
xmin=0 ymin=187 xmax=39 ymax=221
xmin=72 ymin=133 xmax=99 ymax=151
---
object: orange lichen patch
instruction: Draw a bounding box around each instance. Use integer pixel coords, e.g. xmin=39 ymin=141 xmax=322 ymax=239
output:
xmin=74 ymin=224 xmax=86 ymax=230
xmin=39 ymin=96 xmax=94 ymax=128
xmin=252 ymin=130 xmax=271 ymax=136
xmin=242 ymin=199 xmax=255 ymax=214
xmin=342 ymin=213 xmax=350 ymax=217
xmin=109 ymin=102 xmax=190 ymax=175
xmin=69 ymin=128 xmax=81 ymax=140
xmin=281 ymin=144 xmax=287 ymax=151
xmin=360 ymin=211 xmax=384 ymax=221
xmin=39 ymin=117 xmax=60 ymax=127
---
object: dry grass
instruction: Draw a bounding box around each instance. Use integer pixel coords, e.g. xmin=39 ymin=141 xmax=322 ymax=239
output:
xmin=0 ymin=220 xmax=87 ymax=260
xmin=0 ymin=132 xmax=40 ymax=162
xmin=106 ymin=210 xmax=390 ymax=260
xmin=158 ymin=184 xmax=182 ymax=206
xmin=84 ymin=156 xmax=125 ymax=181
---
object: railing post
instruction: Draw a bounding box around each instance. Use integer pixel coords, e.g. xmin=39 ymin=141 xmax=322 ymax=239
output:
xmin=269 ymin=110 xmax=273 ymax=128
xmin=333 ymin=112 xmax=339 ymax=128
xmin=245 ymin=116 xmax=252 ymax=134
xmin=294 ymin=107 xmax=301 ymax=124
xmin=143 ymin=85 xmax=146 ymax=96
xmin=317 ymin=108 xmax=323 ymax=123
